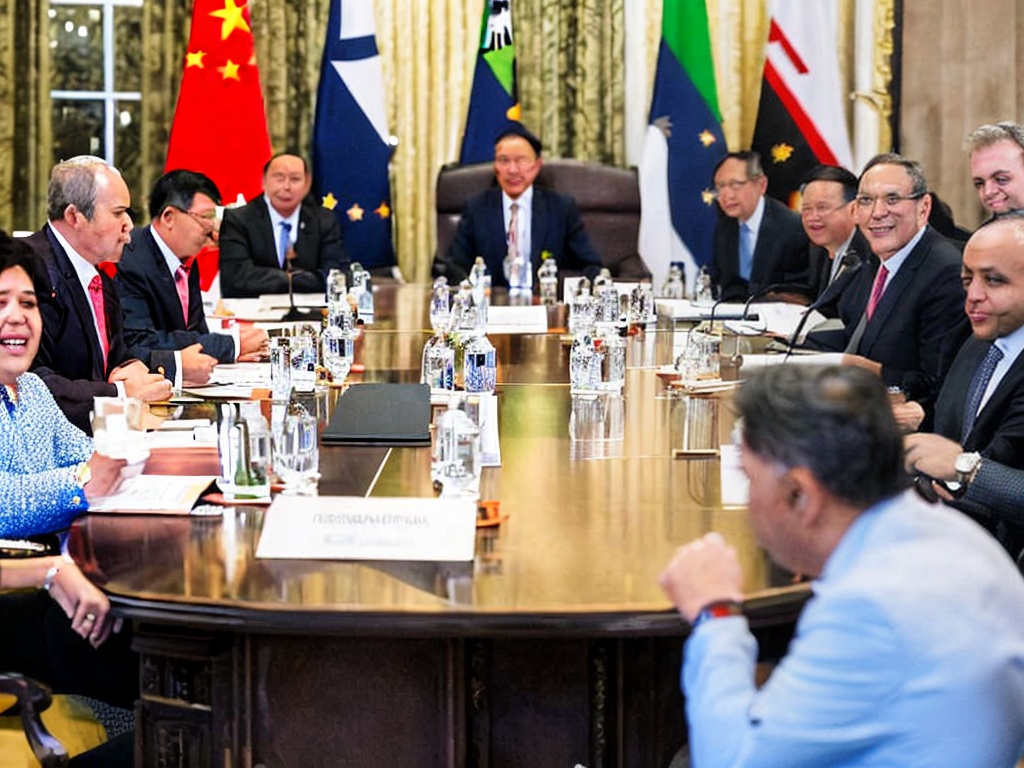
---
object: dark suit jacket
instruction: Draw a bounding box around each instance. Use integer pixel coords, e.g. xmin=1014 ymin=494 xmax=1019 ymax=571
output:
xmin=219 ymin=195 xmax=349 ymax=298
xmin=441 ymin=186 xmax=602 ymax=287
xmin=115 ymin=226 xmax=236 ymax=364
xmin=806 ymin=229 xmax=874 ymax=319
xmin=843 ymin=226 xmax=970 ymax=405
xmin=933 ymin=335 xmax=1024 ymax=553
xmin=24 ymin=226 xmax=174 ymax=433
xmin=710 ymin=196 xmax=811 ymax=302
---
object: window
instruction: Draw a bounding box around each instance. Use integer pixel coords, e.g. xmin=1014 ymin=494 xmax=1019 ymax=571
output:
xmin=49 ymin=0 xmax=143 ymax=197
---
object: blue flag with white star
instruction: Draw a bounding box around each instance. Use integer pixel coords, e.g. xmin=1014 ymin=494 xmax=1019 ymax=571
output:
xmin=313 ymin=0 xmax=395 ymax=270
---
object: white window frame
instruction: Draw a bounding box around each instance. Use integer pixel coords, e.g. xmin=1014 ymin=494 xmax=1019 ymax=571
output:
xmin=49 ymin=0 xmax=143 ymax=165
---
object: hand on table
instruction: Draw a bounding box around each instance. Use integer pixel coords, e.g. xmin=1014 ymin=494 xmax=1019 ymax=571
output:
xmin=180 ymin=343 xmax=217 ymax=386
xmin=83 ymin=452 xmax=127 ymax=499
xmin=110 ymin=363 xmax=173 ymax=402
xmin=238 ymin=325 xmax=269 ymax=360
xmin=659 ymin=532 xmax=744 ymax=624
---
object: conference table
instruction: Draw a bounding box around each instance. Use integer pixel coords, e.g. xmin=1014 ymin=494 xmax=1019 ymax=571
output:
xmin=68 ymin=285 xmax=809 ymax=768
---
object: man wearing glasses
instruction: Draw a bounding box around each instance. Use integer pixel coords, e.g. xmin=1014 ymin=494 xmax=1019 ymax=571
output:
xmin=841 ymin=153 xmax=969 ymax=419
xmin=116 ymin=170 xmax=270 ymax=386
xmin=708 ymin=150 xmax=810 ymax=302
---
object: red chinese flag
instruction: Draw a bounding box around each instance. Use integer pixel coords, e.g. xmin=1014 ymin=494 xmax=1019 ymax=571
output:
xmin=165 ymin=0 xmax=272 ymax=290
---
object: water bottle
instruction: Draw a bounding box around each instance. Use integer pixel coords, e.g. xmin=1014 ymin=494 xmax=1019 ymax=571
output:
xmin=350 ymin=261 xmax=375 ymax=323
xmin=450 ymin=281 xmax=475 ymax=390
xmin=538 ymin=255 xmax=559 ymax=306
xmin=694 ymin=265 xmax=715 ymax=306
xmin=326 ymin=268 xmax=347 ymax=306
xmin=463 ymin=306 xmax=497 ymax=393
xmin=569 ymin=334 xmax=601 ymax=393
xmin=504 ymin=245 xmax=532 ymax=302
xmin=597 ymin=327 xmax=626 ymax=392
xmin=290 ymin=325 xmax=318 ymax=393
xmin=239 ymin=401 xmax=272 ymax=493
xmin=468 ymin=257 xmax=491 ymax=326
xmin=321 ymin=298 xmax=356 ymax=385
xmin=429 ymin=276 xmax=451 ymax=334
xmin=431 ymin=396 xmax=482 ymax=499
xmin=629 ymin=282 xmax=655 ymax=325
xmin=568 ymin=278 xmax=597 ymax=337
xmin=593 ymin=268 xmax=619 ymax=324
xmin=661 ymin=262 xmax=685 ymax=299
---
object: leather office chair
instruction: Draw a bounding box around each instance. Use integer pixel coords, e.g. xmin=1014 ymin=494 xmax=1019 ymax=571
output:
xmin=0 ymin=673 xmax=69 ymax=766
xmin=434 ymin=159 xmax=652 ymax=280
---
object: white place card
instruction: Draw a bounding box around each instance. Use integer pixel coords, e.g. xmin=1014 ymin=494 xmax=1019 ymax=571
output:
xmin=486 ymin=305 xmax=548 ymax=334
xmin=719 ymin=444 xmax=749 ymax=507
xmin=255 ymin=496 xmax=478 ymax=561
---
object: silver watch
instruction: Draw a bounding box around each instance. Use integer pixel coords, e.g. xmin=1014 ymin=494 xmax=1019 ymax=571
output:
xmin=954 ymin=452 xmax=982 ymax=486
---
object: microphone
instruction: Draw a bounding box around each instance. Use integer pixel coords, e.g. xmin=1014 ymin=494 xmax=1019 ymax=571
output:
xmin=280 ymin=248 xmax=319 ymax=323
xmin=740 ymin=281 xmax=812 ymax=322
xmin=784 ymin=250 xmax=863 ymax=357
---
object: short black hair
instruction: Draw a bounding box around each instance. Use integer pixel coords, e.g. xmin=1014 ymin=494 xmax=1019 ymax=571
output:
xmin=149 ymin=169 xmax=222 ymax=220
xmin=713 ymin=150 xmax=763 ymax=179
xmin=263 ymin=152 xmax=309 ymax=176
xmin=800 ymin=165 xmax=859 ymax=203
xmin=860 ymin=153 xmax=928 ymax=197
xmin=0 ymin=230 xmax=52 ymax=300
xmin=736 ymin=365 xmax=909 ymax=508
xmin=494 ymin=123 xmax=542 ymax=156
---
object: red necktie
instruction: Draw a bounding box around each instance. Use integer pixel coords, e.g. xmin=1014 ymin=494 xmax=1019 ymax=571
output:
xmin=175 ymin=262 xmax=191 ymax=326
xmin=866 ymin=264 xmax=889 ymax=320
xmin=87 ymin=274 xmax=109 ymax=369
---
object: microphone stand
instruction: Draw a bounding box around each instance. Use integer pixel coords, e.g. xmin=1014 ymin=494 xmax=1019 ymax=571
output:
xmin=281 ymin=252 xmax=320 ymax=323
xmin=783 ymin=251 xmax=863 ymax=361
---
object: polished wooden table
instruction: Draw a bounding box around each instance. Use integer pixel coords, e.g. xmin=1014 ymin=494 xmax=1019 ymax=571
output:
xmin=70 ymin=285 xmax=807 ymax=768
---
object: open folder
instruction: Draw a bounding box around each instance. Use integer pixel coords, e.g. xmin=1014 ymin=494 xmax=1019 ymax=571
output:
xmin=322 ymin=383 xmax=431 ymax=446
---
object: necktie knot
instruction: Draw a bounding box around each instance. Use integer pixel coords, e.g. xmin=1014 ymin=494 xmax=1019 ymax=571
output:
xmin=88 ymin=274 xmax=102 ymax=294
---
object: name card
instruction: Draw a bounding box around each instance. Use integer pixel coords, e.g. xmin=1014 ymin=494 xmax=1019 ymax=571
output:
xmin=255 ymin=496 xmax=478 ymax=561
xmin=485 ymin=305 xmax=548 ymax=334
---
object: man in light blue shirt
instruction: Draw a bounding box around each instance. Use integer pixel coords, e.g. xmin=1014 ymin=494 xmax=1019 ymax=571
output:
xmin=661 ymin=364 xmax=1024 ymax=768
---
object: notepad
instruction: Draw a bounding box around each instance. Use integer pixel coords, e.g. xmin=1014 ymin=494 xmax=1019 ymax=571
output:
xmin=322 ymin=383 xmax=431 ymax=446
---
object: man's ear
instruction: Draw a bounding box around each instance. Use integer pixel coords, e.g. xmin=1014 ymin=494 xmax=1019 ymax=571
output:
xmin=785 ymin=465 xmax=828 ymax=527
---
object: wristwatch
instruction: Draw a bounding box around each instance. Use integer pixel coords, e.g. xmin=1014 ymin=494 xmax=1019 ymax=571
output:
xmin=691 ymin=599 xmax=744 ymax=630
xmin=954 ymin=452 xmax=983 ymax=487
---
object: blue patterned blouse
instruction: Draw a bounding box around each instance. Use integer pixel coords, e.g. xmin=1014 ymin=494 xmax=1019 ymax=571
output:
xmin=0 ymin=372 xmax=93 ymax=537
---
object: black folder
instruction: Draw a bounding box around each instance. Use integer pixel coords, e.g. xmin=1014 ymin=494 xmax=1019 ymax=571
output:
xmin=321 ymin=383 xmax=431 ymax=446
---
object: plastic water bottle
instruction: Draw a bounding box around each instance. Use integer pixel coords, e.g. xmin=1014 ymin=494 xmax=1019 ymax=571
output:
xmin=661 ymin=262 xmax=685 ymax=299
xmin=597 ymin=328 xmax=626 ymax=392
xmin=350 ymin=261 xmax=375 ymax=323
xmin=569 ymin=334 xmax=601 ymax=393
xmin=429 ymin=277 xmax=451 ymax=333
xmin=431 ymin=396 xmax=482 ymax=499
xmin=469 ymin=257 xmax=491 ymax=326
xmin=538 ymin=255 xmax=559 ymax=306
xmin=593 ymin=268 xmax=619 ymax=324
xmin=568 ymin=278 xmax=597 ymax=337
xmin=463 ymin=306 xmax=497 ymax=393
xmin=321 ymin=299 xmax=356 ymax=385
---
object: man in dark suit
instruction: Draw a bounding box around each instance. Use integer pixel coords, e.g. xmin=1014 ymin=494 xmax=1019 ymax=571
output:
xmin=801 ymin=165 xmax=875 ymax=319
xmin=709 ymin=151 xmax=810 ymax=302
xmin=25 ymin=156 xmax=173 ymax=433
xmin=219 ymin=153 xmax=349 ymax=298
xmin=116 ymin=170 xmax=269 ymax=373
xmin=841 ymin=154 xmax=970 ymax=410
xmin=441 ymin=124 xmax=602 ymax=287
xmin=904 ymin=212 xmax=1024 ymax=559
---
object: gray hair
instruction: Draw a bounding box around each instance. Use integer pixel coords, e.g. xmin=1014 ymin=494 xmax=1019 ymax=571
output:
xmin=860 ymin=153 xmax=928 ymax=197
xmin=46 ymin=155 xmax=122 ymax=221
xmin=736 ymin=365 xmax=909 ymax=508
xmin=966 ymin=121 xmax=1024 ymax=154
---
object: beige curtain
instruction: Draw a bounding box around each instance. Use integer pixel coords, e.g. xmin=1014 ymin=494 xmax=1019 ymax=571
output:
xmin=0 ymin=0 xmax=51 ymax=232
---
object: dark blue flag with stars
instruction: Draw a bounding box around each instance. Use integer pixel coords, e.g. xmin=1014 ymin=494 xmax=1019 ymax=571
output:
xmin=313 ymin=0 xmax=395 ymax=270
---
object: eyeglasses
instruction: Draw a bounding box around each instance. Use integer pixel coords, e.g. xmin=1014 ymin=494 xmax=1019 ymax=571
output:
xmin=854 ymin=192 xmax=926 ymax=210
xmin=174 ymin=207 xmax=218 ymax=228
xmin=713 ymin=178 xmax=756 ymax=195
xmin=800 ymin=202 xmax=851 ymax=218
xmin=495 ymin=155 xmax=536 ymax=169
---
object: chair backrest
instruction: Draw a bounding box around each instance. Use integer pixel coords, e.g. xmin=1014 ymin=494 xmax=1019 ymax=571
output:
xmin=435 ymin=159 xmax=650 ymax=279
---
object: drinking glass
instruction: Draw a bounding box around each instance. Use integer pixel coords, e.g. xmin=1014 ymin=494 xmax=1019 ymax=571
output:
xmin=273 ymin=404 xmax=320 ymax=494
xmin=270 ymin=337 xmax=292 ymax=402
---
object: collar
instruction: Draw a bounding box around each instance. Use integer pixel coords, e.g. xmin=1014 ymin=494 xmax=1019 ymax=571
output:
xmin=817 ymin=491 xmax=912 ymax=586
xmin=876 ymin=224 xmax=927 ymax=277
xmin=150 ymin=226 xmax=192 ymax=278
xmin=993 ymin=322 xmax=1024 ymax=366
xmin=503 ymin=185 xmax=534 ymax=214
xmin=48 ymin=224 xmax=101 ymax=288
xmin=740 ymin=195 xmax=766 ymax=235
xmin=264 ymin=197 xmax=301 ymax=240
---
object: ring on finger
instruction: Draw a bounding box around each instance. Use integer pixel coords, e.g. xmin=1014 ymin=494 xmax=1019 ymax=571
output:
xmin=83 ymin=612 xmax=97 ymax=623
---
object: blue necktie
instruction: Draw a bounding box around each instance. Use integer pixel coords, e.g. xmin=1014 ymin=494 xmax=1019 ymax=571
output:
xmin=739 ymin=223 xmax=753 ymax=281
xmin=962 ymin=344 xmax=1003 ymax=441
xmin=278 ymin=221 xmax=292 ymax=268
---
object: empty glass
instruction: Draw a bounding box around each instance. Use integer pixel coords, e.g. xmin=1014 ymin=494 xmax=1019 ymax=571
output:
xmin=273 ymin=404 xmax=320 ymax=494
xmin=270 ymin=337 xmax=292 ymax=402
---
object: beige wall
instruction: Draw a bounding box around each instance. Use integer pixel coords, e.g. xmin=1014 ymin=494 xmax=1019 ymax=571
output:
xmin=901 ymin=0 xmax=1024 ymax=230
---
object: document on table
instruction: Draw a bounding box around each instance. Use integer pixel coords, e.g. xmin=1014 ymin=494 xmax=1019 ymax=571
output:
xmin=89 ymin=475 xmax=215 ymax=515
xmin=256 ymin=496 xmax=478 ymax=561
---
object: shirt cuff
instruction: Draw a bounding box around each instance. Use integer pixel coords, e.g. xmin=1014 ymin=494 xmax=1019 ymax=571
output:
xmin=113 ymin=380 xmax=126 ymax=398
xmin=173 ymin=351 xmax=183 ymax=390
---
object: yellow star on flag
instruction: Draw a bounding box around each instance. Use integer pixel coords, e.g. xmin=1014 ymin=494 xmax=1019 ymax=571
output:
xmin=210 ymin=0 xmax=251 ymax=41
xmin=698 ymin=130 xmax=717 ymax=148
xmin=770 ymin=143 xmax=794 ymax=164
xmin=701 ymin=189 xmax=716 ymax=206
xmin=375 ymin=202 xmax=391 ymax=219
xmin=321 ymin=192 xmax=338 ymax=211
xmin=185 ymin=50 xmax=206 ymax=69
xmin=218 ymin=60 xmax=241 ymax=81
xmin=347 ymin=203 xmax=364 ymax=222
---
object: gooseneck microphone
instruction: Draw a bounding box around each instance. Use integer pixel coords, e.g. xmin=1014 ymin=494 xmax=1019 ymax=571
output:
xmin=783 ymin=250 xmax=863 ymax=359
xmin=281 ymin=253 xmax=319 ymax=323
xmin=740 ymin=281 xmax=813 ymax=322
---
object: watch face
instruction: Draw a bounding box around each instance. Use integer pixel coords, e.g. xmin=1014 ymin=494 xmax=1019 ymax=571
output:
xmin=955 ymin=453 xmax=981 ymax=475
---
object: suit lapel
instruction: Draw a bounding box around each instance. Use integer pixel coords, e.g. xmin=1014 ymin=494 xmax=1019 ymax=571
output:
xmin=530 ymin=188 xmax=548 ymax=273
xmin=970 ymin=344 xmax=1024 ymax=444
xmin=858 ymin=230 xmax=930 ymax=352
xmin=750 ymin=202 xmax=776 ymax=285
xmin=46 ymin=227 xmax=106 ymax=376
xmin=255 ymin=198 xmax=278 ymax=268
xmin=143 ymin=228 xmax=185 ymax=330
